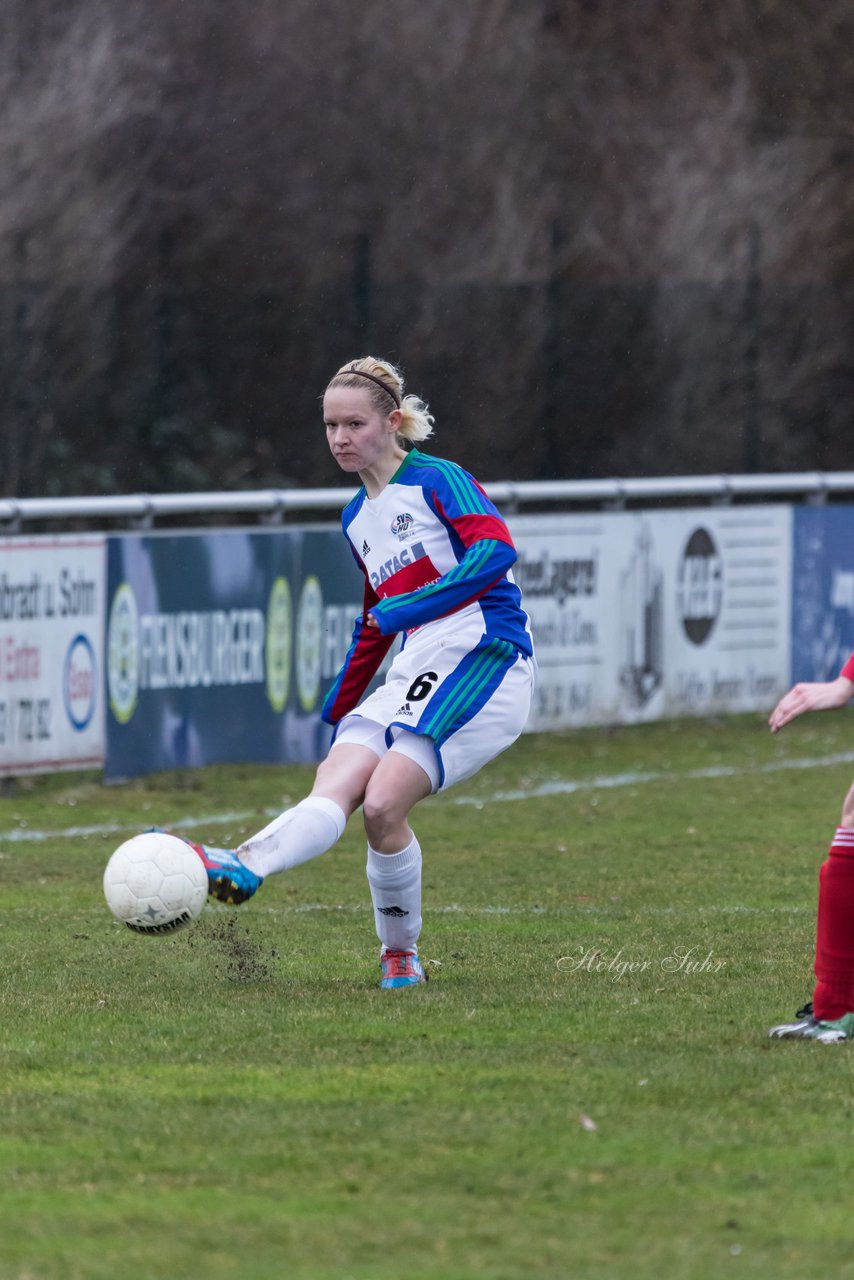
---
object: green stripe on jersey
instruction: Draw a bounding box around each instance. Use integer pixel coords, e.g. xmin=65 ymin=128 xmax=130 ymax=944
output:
xmin=424 ymin=639 xmax=515 ymax=743
xmin=407 ymin=452 xmax=489 ymax=516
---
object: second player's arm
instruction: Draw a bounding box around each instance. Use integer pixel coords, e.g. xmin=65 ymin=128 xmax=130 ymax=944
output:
xmin=769 ymin=652 xmax=854 ymax=733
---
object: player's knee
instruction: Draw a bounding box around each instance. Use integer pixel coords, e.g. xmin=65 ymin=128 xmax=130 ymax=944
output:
xmin=363 ymin=788 xmax=399 ymax=829
xmin=362 ymin=783 xmax=401 ymax=833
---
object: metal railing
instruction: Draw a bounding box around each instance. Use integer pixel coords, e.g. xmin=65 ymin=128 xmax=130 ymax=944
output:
xmin=2 ymin=471 xmax=854 ymax=531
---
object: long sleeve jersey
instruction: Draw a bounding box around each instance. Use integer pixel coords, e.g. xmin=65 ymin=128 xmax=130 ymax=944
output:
xmin=321 ymin=448 xmax=532 ymax=725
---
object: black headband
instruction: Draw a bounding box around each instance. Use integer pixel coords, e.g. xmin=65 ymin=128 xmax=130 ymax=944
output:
xmin=342 ymin=367 xmax=401 ymax=408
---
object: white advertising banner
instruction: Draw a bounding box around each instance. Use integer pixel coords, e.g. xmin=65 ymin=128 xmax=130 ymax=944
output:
xmin=510 ymin=506 xmax=792 ymax=732
xmin=0 ymin=538 xmax=106 ymax=775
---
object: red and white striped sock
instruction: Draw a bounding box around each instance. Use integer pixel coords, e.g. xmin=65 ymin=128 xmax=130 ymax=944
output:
xmin=813 ymin=827 xmax=854 ymax=1021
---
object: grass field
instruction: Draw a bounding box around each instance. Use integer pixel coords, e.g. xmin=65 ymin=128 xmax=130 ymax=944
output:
xmin=4 ymin=712 xmax=854 ymax=1280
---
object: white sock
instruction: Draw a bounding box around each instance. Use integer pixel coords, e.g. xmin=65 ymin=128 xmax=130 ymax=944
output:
xmin=238 ymin=796 xmax=346 ymax=876
xmin=366 ymin=836 xmax=422 ymax=953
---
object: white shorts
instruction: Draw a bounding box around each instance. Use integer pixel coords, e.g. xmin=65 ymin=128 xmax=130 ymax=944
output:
xmin=332 ymin=617 xmax=535 ymax=793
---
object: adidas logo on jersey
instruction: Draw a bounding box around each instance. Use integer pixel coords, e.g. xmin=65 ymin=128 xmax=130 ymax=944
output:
xmin=362 ymin=540 xmax=371 ymax=557
xmin=377 ymin=905 xmax=409 ymax=917
xmin=395 ymin=702 xmax=413 ymax=717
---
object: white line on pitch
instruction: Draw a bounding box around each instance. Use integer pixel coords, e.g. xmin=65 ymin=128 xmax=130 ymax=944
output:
xmin=269 ymin=902 xmax=810 ymax=917
xmin=2 ymin=749 xmax=854 ymax=844
xmin=84 ymin=900 xmax=808 ymax=920
xmin=453 ymin=750 xmax=854 ymax=806
xmin=0 ymin=810 xmax=263 ymax=845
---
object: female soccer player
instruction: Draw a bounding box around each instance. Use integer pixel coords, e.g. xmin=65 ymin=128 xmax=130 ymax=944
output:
xmin=197 ymin=357 xmax=535 ymax=988
xmin=768 ymin=650 xmax=854 ymax=1040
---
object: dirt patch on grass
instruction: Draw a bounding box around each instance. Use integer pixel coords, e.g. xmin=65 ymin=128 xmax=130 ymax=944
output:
xmin=189 ymin=913 xmax=279 ymax=983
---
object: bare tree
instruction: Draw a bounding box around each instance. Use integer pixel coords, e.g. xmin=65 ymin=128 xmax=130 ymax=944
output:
xmin=0 ymin=0 xmax=163 ymax=493
xmin=1 ymin=0 xmax=853 ymax=492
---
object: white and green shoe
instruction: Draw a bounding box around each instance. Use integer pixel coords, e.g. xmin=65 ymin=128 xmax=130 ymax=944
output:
xmin=769 ymin=1002 xmax=854 ymax=1042
xmin=809 ymin=1013 xmax=854 ymax=1043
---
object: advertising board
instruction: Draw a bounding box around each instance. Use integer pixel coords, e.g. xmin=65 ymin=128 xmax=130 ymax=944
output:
xmin=510 ymin=506 xmax=792 ymax=731
xmin=0 ymin=537 xmax=105 ymax=776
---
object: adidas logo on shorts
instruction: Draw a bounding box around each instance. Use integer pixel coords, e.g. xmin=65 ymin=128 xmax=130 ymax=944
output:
xmin=395 ymin=702 xmax=413 ymax=716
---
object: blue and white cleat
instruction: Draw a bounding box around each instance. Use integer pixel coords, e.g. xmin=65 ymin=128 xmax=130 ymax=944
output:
xmin=146 ymin=827 xmax=263 ymax=904
xmin=380 ymin=949 xmax=428 ymax=989
xmin=190 ymin=842 xmax=264 ymax=905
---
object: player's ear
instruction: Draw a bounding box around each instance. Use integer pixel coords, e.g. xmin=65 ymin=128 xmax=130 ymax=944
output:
xmin=387 ymin=408 xmax=402 ymax=434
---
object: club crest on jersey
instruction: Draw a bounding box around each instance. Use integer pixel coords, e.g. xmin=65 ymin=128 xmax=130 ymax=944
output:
xmin=391 ymin=512 xmax=414 ymax=538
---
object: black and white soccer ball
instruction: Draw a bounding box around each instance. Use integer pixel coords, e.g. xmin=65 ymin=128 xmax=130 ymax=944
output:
xmin=103 ymin=831 xmax=208 ymax=934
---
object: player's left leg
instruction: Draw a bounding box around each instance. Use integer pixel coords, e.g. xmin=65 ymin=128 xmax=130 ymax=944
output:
xmin=362 ymin=748 xmax=435 ymax=988
xmin=360 ymin=644 xmax=533 ymax=989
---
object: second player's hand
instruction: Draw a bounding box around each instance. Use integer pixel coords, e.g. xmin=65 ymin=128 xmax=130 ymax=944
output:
xmin=769 ymin=676 xmax=854 ymax=733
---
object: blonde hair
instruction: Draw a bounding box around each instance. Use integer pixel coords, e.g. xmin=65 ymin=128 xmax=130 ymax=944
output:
xmin=327 ymin=357 xmax=435 ymax=443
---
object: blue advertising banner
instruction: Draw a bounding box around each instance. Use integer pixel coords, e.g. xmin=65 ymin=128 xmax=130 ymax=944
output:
xmin=792 ymin=506 xmax=854 ymax=682
xmin=105 ymin=528 xmax=365 ymax=778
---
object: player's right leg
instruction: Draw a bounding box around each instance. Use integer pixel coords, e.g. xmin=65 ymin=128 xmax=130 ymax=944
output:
xmin=145 ymin=827 xmax=266 ymax=906
xmin=191 ymin=841 xmax=266 ymax=906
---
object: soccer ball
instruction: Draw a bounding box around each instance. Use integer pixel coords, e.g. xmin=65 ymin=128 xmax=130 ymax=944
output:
xmin=103 ymin=831 xmax=208 ymax=934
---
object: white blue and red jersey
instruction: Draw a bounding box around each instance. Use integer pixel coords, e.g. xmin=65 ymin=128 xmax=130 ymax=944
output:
xmin=321 ymin=448 xmax=533 ymax=727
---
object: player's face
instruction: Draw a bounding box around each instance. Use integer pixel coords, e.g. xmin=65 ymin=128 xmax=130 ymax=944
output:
xmin=323 ymin=387 xmax=399 ymax=475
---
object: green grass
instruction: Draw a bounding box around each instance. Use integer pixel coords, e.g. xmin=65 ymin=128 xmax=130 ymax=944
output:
xmin=3 ymin=713 xmax=854 ymax=1279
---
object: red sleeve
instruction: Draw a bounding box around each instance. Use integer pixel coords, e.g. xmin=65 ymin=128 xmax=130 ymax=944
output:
xmin=433 ymin=498 xmax=515 ymax=550
xmin=841 ymin=653 xmax=854 ymax=682
xmin=320 ymin=576 xmax=395 ymax=724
